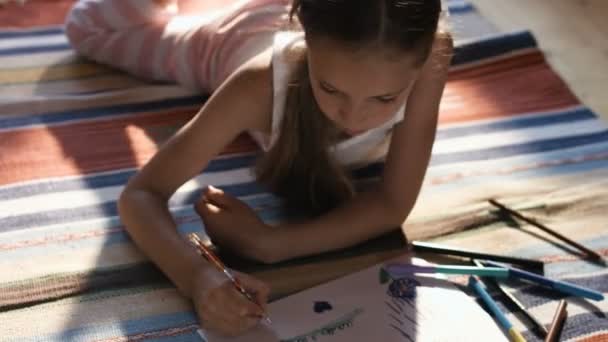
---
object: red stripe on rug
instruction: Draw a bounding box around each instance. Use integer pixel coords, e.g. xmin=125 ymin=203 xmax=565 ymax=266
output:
xmin=0 ymin=0 xmax=76 ymax=28
xmin=576 ymin=332 xmax=608 ymax=342
xmin=440 ymin=50 xmax=580 ymax=124
xmin=0 ymin=109 xmax=258 ymax=185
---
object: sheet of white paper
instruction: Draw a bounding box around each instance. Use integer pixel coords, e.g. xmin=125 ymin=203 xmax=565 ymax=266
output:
xmin=201 ymin=255 xmax=508 ymax=342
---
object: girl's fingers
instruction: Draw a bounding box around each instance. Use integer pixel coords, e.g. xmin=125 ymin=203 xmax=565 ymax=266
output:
xmin=224 ymin=285 xmax=264 ymax=318
xmin=236 ymin=274 xmax=271 ymax=310
xmin=204 ymin=185 xmax=244 ymax=209
xmin=197 ymin=292 xmax=258 ymax=336
xmin=212 ymin=288 xmax=261 ymax=333
xmin=194 ymin=199 xmax=221 ymax=219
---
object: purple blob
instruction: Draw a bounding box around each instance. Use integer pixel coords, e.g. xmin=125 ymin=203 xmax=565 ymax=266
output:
xmin=387 ymin=277 xmax=420 ymax=299
xmin=313 ymin=301 xmax=333 ymax=313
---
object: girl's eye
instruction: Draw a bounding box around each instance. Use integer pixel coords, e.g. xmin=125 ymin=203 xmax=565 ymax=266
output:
xmin=320 ymin=82 xmax=337 ymax=94
xmin=376 ymin=96 xmax=397 ymax=103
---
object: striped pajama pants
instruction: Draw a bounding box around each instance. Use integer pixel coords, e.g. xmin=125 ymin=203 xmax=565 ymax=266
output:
xmin=65 ymin=0 xmax=290 ymax=93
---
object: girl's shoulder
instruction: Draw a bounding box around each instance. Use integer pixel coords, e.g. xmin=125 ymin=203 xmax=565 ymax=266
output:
xmin=215 ymin=47 xmax=274 ymax=134
xmin=215 ymin=31 xmax=306 ymax=136
xmin=234 ymin=31 xmax=305 ymax=96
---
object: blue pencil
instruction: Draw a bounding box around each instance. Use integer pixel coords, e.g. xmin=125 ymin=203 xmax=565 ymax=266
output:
xmin=468 ymin=276 xmax=527 ymax=342
xmin=482 ymin=261 xmax=604 ymax=301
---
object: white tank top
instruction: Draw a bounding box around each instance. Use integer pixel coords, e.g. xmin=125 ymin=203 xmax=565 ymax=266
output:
xmin=249 ymin=31 xmax=406 ymax=168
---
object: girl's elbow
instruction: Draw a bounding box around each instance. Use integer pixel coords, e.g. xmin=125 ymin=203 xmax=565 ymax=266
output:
xmin=117 ymin=188 xmax=135 ymax=229
xmin=380 ymin=194 xmax=412 ymax=228
xmin=117 ymin=185 xmax=149 ymax=233
xmin=387 ymin=208 xmax=409 ymax=228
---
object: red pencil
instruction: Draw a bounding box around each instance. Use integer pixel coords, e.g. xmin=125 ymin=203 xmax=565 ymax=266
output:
xmin=545 ymin=300 xmax=567 ymax=342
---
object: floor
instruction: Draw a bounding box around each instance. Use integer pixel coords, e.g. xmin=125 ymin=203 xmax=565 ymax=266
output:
xmin=469 ymin=0 xmax=608 ymax=122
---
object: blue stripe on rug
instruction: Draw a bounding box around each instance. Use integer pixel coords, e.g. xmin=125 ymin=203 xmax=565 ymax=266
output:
xmin=30 ymin=311 xmax=198 ymax=342
xmin=452 ymin=30 xmax=538 ymax=66
xmin=429 ymin=159 xmax=608 ymax=196
xmin=446 ymin=2 xmax=475 ymax=14
xmin=429 ymin=140 xmax=608 ymax=177
xmin=0 ymin=178 xmax=273 ymax=233
xmin=435 ymin=107 xmax=596 ymax=140
xmin=0 ymin=27 xmax=64 ymax=39
xmin=0 ymin=170 xmax=137 ymax=200
xmin=430 ymin=130 xmax=608 ymax=166
xmin=0 ymin=43 xmax=71 ymax=56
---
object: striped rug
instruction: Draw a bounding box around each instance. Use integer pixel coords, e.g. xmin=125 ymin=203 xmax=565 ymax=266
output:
xmin=0 ymin=1 xmax=606 ymax=341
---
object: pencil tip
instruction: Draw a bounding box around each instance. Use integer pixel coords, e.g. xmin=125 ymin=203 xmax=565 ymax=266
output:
xmin=587 ymin=254 xmax=608 ymax=267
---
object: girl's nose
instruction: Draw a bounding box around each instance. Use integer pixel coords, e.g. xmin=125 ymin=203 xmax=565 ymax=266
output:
xmin=338 ymin=100 xmax=362 ymax=122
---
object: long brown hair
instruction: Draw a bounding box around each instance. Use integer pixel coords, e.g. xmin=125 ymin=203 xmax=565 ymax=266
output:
xmin=256 ymin=0 xmax=443 ymax=215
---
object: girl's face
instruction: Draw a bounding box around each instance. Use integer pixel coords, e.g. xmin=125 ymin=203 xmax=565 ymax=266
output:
xmin=307 ymin=38 xmax=420 ymax=136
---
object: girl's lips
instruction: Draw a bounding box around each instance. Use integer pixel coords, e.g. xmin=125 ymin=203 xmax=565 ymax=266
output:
xmin=344 ymin=128 xmax=366 ymax=136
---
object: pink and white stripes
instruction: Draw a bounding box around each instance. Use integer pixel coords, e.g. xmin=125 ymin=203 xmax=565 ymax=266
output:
xmin=65 ymin=0 xmax=289 ymax=92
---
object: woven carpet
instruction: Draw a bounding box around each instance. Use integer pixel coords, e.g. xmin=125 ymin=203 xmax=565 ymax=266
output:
xmin=0 ymin=1 xmax=606 ymax=341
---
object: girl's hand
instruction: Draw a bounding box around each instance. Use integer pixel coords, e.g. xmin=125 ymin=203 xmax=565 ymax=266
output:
xmin=195 ymin=186 xmax=280 ymax=263
xmin=192 ymin=266 xmax=270 ymax=336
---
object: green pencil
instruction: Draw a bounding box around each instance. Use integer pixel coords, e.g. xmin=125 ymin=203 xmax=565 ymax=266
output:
xmin=384 ymin=263 xmax=509 ymax=278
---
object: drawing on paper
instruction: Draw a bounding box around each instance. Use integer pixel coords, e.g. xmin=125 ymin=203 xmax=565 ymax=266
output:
xmin=380 ymin=265 xmax=420 ymax=299
xmin=387 ymin=277 xmax=419 ymax=299
xmin=385 ymin=294 xmax=419 ymax=342
xmin=380 ymin=265 xmax=422 ymax=342
xmin=313 ymin=301 xmax=333 ymax=313
xmin=280 ymin=308 xmax=364 ymax=342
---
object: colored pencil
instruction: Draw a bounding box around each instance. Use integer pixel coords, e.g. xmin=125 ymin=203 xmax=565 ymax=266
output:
xmin=482 ymin=260 xmax=604 ymax=301
xmin=384 ymin=263 xmax=509 ymax=278
xmin=468 ymin=276 xmax=527 ymax=342
xmin=489 ymin=199 xmax=605 ymax=264
xmin=472 ymin=259 xmax=548 ymax=337
xmin=411 ymin=241 xmax=544 ymax=273
xmin=545 ymin=300 xmax=568 ymax=342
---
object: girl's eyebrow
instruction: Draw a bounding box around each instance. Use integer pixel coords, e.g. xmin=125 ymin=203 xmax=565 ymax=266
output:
xmin=320 ymin=80 xmax=406 ymax=98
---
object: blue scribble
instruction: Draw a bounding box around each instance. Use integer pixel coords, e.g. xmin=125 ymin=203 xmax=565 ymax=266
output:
xmin=389 ymin=323 xmax=414 ymax=342
xmin=385 ymin=300 xmax=401 ymax=315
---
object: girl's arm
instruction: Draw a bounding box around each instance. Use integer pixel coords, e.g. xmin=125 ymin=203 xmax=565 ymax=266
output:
xmin=271 ymin=35 xmax=454 ymax=262
xmin=118 ymin=53 xmax=273 ymax=298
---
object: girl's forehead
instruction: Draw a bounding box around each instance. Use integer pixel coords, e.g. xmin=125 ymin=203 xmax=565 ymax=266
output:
xmin=307 ymin=39 xmax=419 ymax=91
